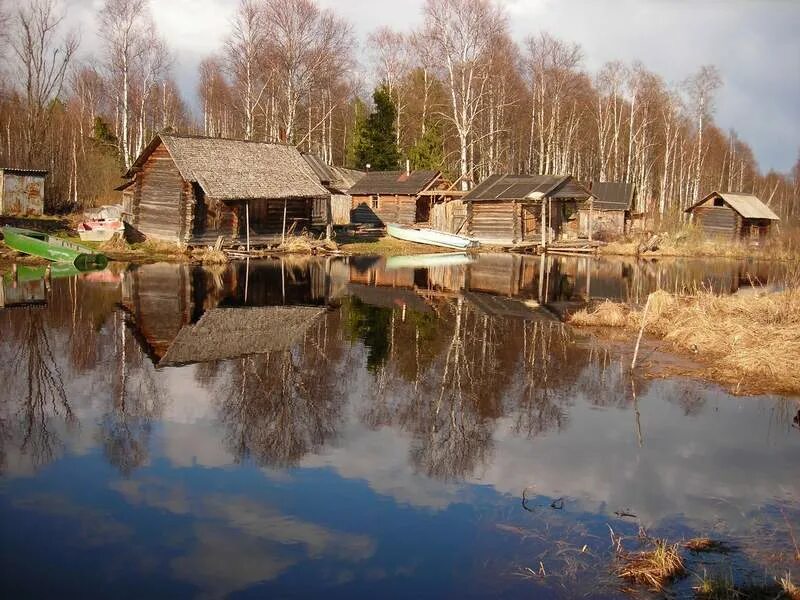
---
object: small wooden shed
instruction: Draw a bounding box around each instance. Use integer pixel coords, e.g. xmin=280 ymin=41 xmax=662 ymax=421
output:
xmin=0 ymin=168 xmax=47 ymax=216
xmin=121 ymin=134 xmax=330 ymax=246
xmin=685 ymin=191 xmax=780 ymax=242
xmin=463 ymin=174 xmax=594 ymax=246
xmin=578 ymin=181 xmax=636 ymax=238
xmin=348 ymin=169 xmax=450 ymax=226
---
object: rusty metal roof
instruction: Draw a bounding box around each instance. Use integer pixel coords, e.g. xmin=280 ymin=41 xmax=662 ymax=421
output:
xmin=348 ymin=170 xmax=440 ymax=195
xmin=687 ymin=191 xmax=780 ymax=220
xmin=589 ymin=181 xmax=635 ymax=210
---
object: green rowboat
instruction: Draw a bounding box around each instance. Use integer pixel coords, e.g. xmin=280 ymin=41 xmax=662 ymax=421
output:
xmin=1 ymin=226 xmax=108 ymax=269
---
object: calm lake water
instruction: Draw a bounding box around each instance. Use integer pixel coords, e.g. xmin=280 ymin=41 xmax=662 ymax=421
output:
xmin=1 ymin=254 xmax=798 ymax=599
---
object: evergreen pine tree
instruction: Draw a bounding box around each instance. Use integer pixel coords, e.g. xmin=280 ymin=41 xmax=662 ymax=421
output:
xmin=354 ymin=86 xmax=401 ymax=171
xmin=408 ymin=123 xmax=444 ymax=171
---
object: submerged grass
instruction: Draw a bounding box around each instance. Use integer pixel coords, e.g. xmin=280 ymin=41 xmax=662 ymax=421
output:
xmin=569 ymin=286 xmax=800 ymax=394
xmin=615 ymin=539 xmax=686 ymax=591
xmin=693 ymin=570 xmax=799 ymax=600
xmin=685 ymin=537 xmax=734 ymax=554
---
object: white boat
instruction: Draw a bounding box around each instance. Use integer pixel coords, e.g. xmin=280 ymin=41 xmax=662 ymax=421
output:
xmin=77 ymin=205 xmax=125 ymax=242
xmin=386 ymin=223 xmax=480 ymax=250
xmin=385 ymin=252 xmax=476 ymax=270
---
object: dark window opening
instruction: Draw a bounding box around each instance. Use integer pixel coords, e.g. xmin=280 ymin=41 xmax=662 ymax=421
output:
xmin=713 ymin=197 xmax=725 ymax=207
xmin=371 ymin=195 xmax=379 ymax=209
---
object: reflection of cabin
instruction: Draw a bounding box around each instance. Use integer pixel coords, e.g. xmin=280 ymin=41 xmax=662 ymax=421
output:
xmin=685 ymin=191 xmax=780 ymax=242
xmin=301 ymin=153 xmax=364 ymax=226
xmin=348 ymin=169 xmax=451 ymax=226
xmin=578 ymin=182 xmax=636 ymax=238
xmin=0 ymin=168 xmax=47 ymax=215
xmin=120 ymin=134 xmax=330 ymax=246
xmin=463 ymin=174 xmax=594 ymax=246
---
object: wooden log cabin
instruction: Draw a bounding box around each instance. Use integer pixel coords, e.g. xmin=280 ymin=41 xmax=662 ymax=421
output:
xmin=120 ymin=134 xmax=330 ymax=246
xmin=462 ymin=174 xmax=594 ymax=246
xmin=577 ymin=181 xmax=636 ymax=239
xmin=684 ymin=191 xmax=780 ymax=243
xmin=348 ymin=169 xmax=451 ymax=226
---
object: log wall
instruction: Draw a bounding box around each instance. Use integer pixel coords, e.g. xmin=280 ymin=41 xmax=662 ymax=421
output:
xmin=351 ymin=194 xmax=416 ymax=226
xmin=134 ymin=143 xmax=187 ymax=242
xmin=692 ymin=206 xmax=739 ymax=239
xmin=467 ymin=201 xmax=519 ymax=244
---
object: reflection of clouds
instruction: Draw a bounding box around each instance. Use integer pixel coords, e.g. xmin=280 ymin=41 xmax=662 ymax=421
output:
xmin=111 ymin=477 xmax=376 ymax=598
xmin=12 ymin=493 xmax=132 ymax=546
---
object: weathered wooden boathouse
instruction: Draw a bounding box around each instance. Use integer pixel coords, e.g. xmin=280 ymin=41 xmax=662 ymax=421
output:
xmin=0 ymin=168 xmax=47 ymax=216
xmin=684 ymin=191 xmax=780 ymax=242
xmin=348 ymin=169 xmax=452 ymax=226
xmin=578 ymin=181 xmax=636 ymax=238
xmin=120 ymin=134 xmax=330 ymax=246
xmin=462 ymin=174 xmax=594 ymax=246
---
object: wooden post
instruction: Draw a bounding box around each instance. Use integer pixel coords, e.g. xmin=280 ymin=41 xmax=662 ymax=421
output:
xmin=540 ymin=199 xmax=546 ymax=250
xmin=548 ymin=198 xmax=553 ymax=243
xmin=245 ymin=201 xmax=250 ymax=253
xmin=588 ymin=198 xmax=593 ymax=241
xmin=631 ymin=293 xmax=653 ymax=369
xmin=244 ymin=257 xmax=250 ymax=303
xmin=282 ymin=198 xmax=287 ymax=244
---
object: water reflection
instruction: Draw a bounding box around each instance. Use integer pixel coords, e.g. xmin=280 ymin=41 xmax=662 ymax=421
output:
xmin=0 ymin=254 xmax=797 ymax=598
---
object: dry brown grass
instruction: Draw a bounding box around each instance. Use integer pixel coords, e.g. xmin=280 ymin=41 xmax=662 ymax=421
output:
xmin=569 ymin=300 xmax=630 ymax=327
xmin=278 ymin=232 xmax=338 ymax=254
xmin=98 ymin=233 xmax=130 ymax=252
xmin=684 ymin=537 xmax=733 ymax=554
xmin=192 ymin=247 xmax=229 ymax=264
xmin=569 ymin=287 xmax=800 ymax=394
xmin=616 ymin=539 xmax=686 ymax=591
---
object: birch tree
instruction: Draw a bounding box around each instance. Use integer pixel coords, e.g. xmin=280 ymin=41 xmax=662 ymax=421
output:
xmin=11 ymin=0 xmax=78 ymax=164
xmin=368 ymin=27 xmax=410 ymax=146
xmin=685 ymin=65 xmax=722 ymax=203
xmin=421 ymin=0 xmax=506 ymax=190
xmin=99 ymin=0 xmax=150 ymax=169
xmin=225 ymin=0 xmax=267 ymax=140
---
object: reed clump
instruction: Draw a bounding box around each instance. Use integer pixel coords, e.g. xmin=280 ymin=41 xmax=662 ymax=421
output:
xmin=98 ymin=233 xmax=130 ymax=252
xmin=694 ymin=571 xmax=797 ymax=600
xmin=569 ymin=287 xmax=800 ymax=394
xmin=277 ymin=232 xmax=338 ymax=254
xmin=616 ymin=539 xmax=686 ymax=591
xmin=684 ymin=537 xmax=732 ymax=554
xmin=192 ymin=247 xmax=229 ymax=265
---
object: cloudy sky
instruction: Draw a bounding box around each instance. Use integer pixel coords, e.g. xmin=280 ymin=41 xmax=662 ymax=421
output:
xmin=65 ymin=0 xmax=799 ymax=172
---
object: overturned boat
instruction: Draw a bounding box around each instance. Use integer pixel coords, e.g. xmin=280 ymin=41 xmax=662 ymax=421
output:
xmin=77 ymin=205 xmax=125 ymax=242
xmin=1 ymin=226 xmax=108 ymax=269
xmin=385 ymin=223 xmax=480 ymax=250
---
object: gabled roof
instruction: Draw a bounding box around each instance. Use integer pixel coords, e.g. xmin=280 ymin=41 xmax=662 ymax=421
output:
xmin=686 ymin=191 xmax=780 ymax=221
xmin=589 ymin=181 xmax=636 ymax=211
xmin=348 ymin=170 xmax=440 ymax=195
xmin=125 ymin=134 xmax=329 ymax=200
xmin=301 ymin=153 xmax=365 ymax=194
xmin=463 ymin=174 xmax=593 ymax=202
xmin=159 ymin=306 xmax=326 ymax=367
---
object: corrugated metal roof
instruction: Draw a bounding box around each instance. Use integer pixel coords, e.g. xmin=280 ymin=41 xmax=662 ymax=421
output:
xmin=348 ymin=170 xmax=440 ymax=195
xmin=0 ymin=168 xmax=48 ymax=175
xmin=687 ymin=191 xmax=780 ymax=221
xmin=464 ymin=174 xmax=587 ymax=202
xmin=589 ymin=181 xmax=635 ymax=210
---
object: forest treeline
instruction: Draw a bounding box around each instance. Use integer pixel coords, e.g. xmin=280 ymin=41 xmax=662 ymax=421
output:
xmin=0 ymin=0 xmax=797 ymax=222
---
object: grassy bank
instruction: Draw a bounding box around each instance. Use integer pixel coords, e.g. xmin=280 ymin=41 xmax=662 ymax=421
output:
xmin=600 ymin=224 xmax=800 ymax=261
xmin=569 ymin=286 xmax=800 ymax=395
xmin=334 ymin=232 xmax=452 ymax=256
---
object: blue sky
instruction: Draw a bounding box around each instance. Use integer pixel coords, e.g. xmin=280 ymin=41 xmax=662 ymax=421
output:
xmin=66 ymin=0 xmax=799 ymax=173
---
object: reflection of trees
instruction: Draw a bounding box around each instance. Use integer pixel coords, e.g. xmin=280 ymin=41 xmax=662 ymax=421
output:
xmin=514 ymin=321 xmax=571 ymax=437
xmin=219 ymin=316 xmax=345 ymax=468
xmin=342 ymin=297 xmax=391 ymax=372
xmin=99 ymin=312 xmax=165 ymax=476
xmin=3 ymin=308 xmax=74 ymax=469
xmin=409 ymin=299 xmax=493 ymax=481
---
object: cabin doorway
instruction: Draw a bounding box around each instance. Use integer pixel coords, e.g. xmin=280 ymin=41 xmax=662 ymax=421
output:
xmin=192 ymin=183 xmax=207 ymax=235
xmin=521 ymin=205 xmax=539 ymax=241
xmin=415 ymin=196 xmax=431 ymax=223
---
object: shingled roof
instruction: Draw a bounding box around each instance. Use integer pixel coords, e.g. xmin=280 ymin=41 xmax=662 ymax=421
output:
xmin=464 ymin=174 xmax=593 ymax=202
xmin=302 ymin=153 xmax=365 ymax=194
xmin=126 ymin=134 xmax=329 ymax=200
xmin=589 ymin=181 xmax=636 ymax=211
xmin=348 ymin=170 xmax=440 ymax=195
xmin=686 ymin=191 xmax=780 ymax=221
